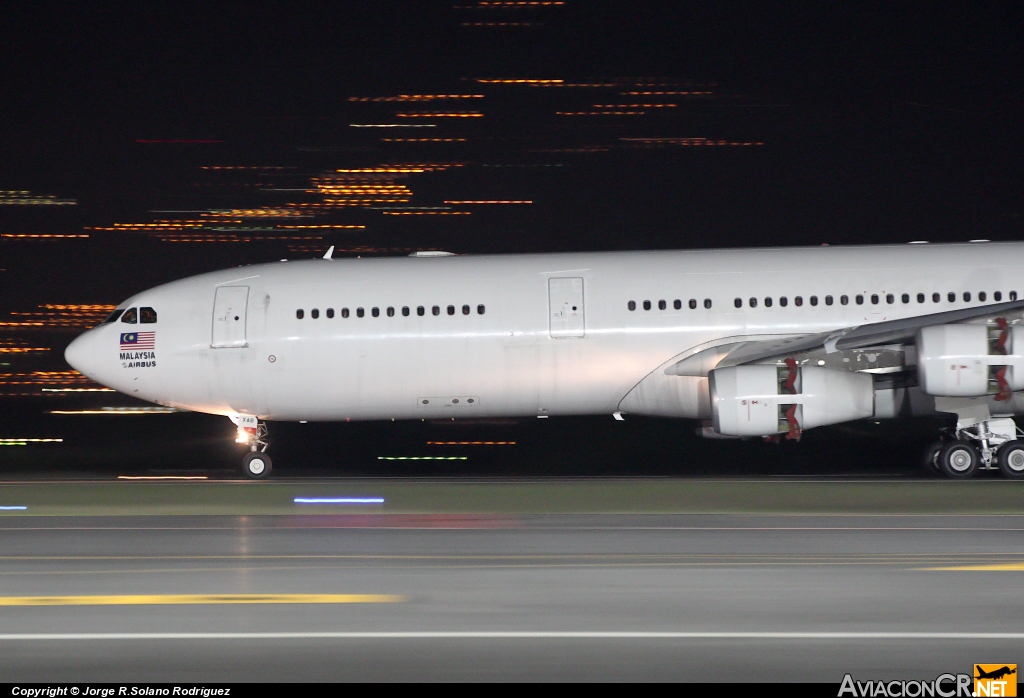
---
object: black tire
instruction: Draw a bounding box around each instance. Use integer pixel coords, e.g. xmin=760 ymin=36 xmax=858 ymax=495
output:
xmin=996 ymin=442 xmax=1024 ymax=479
xmin=921 ymin=441 xmax=944 ymax=475
xmin=937 ymin=441 xmax=979 ymax=479
xmin=243 ymin=452 xmax=272 ymax=479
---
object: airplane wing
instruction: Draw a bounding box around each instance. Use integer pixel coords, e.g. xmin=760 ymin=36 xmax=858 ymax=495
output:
xmin=670 ymin=299 xmax=1024 ymax=376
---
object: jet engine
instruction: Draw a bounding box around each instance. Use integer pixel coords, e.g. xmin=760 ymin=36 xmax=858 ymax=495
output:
xmin=709 ymin=364 xmax=874 ymax=437
xmin=917 ymin=324 xmax=1024 ymax=398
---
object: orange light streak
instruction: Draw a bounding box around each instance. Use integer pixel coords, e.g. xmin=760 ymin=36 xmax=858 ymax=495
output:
xmin=444 ymin=200 xmax=532 ymax=205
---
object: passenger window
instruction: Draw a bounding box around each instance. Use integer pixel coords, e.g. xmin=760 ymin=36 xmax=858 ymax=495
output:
xmin=140 ymin=307 xmax=157 ymax=324
xmin=932 ymin=293 xmax=940 ymax=303
xmin=917 ymin=293 xmax=924 ymax=303
xmin=121 ymin=308 xmax=138 ymax=324
xmin=295 ymin=309 xmax=304 ymax=320
xmin=371 ymin=307 xmax=380 ymax=317
xmin=1012 ymin=291 xmax=1019 ymax=301
xmin=689 ymin=299 xmax=696 ymax=309
xmin=870 ymin=294 xmax=878 ymax=305
xmin=462 ymin=305 xmax=470 ymax=315
xmin=342 ymin=308 xmax=349 ymax=318
xmin=979 ymin=292 xmax=986 ymax=302
xmin=628 ymin=301 xmax=636 ymax=311
xmin=810 ymin=296 xmax=818 ymax=306
xmin=749 ymin=297 xmax=758 ymax=308
xmin=963 ymin=292 xmax=971 ymax=302
xmin=432 ymin=306 xmax=440 ymax=316
xmin=734 ymin=298 xmax=742 ymax=308
xmin=311 ymin=308 xmax=319 ymax=319
xmin=995 ymin=292 xmax=1002 ymax=301
xmin=327 ymin=308 xmax=335 ymax=319
xmin=387 ymin=307 xmax=395 ymax=317
xmin=886 ymin=294 xmax=894 ymax=304
xmin=948 ymin=292 xmax=955 ymax=302
xmin=418 ymin=306 xmax=425 ymax=316
xmin=779 ymin=296 xmax=788 ymax=307
xmin=658 ymin=300 xmax=666 ymax=311
xmin=447 ymin=305 xmax=455 ymax=316
xmin=795 ymin=296 xmax=803 ymax=307
xmin=825 ymin=295 xmax=833 ymax=306
xmin=840 ymin=295 xmax=849 ymax=305
xmin=643 ymin=300 xmax=651 ymax=311
xmin=856 ymin=295 xmax=864 ymax=305
xmin=674 ymin=300 xmax=682 ymax=310
xmin=477 ymin=305 xmax=485 ymax=315
xmin=357 ymin=307 xmax=365 ymax=318
xmin=402 ymin=306 xmax=410 ymax=316
xmin=703 ymin=299 xmax=712 ymax=309
xmin=764 ymin=297 xmax=773 ymax=308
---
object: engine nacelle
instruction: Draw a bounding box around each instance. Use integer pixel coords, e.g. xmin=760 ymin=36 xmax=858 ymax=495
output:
xmin=917 ymin=324 xmax=1024 ymax=397
xmin=709 ymin=365 xmax=874 ymax=437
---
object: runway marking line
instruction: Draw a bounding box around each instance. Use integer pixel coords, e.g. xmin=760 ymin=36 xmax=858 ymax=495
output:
xmin=1 ymin=631 xmax=1024 ymax=641
xmin=0 ymin=593 xmax=404 ymax=606
xmin=921 ymin=562 xmax=1024 ymax=571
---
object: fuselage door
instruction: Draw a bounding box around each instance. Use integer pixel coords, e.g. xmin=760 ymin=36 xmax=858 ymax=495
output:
xmin=548 ymin=277 xmax=585 ymax=338
xmin=212 ymin=286 xmax=249 ymax=348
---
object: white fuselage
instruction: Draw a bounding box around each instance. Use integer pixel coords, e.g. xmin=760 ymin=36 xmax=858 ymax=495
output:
xmin=64 ymin=243 xmax=1024 ymax=423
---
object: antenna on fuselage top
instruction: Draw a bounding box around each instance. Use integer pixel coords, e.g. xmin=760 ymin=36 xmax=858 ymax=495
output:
xmin=323 ymin=245 xmax=335 ymax=260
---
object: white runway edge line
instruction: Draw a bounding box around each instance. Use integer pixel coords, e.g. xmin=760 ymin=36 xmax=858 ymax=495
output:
xmin=2 ymin=632 xmax=1024 ymax=641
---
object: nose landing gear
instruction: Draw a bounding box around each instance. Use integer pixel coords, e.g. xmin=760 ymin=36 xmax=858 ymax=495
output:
xmin=233 ymin=417 xmax=271 ymax=479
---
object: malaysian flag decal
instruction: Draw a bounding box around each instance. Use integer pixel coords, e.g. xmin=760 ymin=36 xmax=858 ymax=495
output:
xmin=120 ymin=332 xmax=155 ymax=349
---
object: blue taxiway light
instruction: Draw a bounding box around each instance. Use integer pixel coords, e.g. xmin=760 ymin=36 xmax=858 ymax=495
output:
xmin=293 ymin=498 xmax=384 ymax=505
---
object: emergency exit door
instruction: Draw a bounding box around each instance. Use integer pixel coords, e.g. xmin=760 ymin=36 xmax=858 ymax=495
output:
xmin=212 ymin=286 xmax=249 ymax=348
xmin=548 ymin=277 xmax=585 ymax=338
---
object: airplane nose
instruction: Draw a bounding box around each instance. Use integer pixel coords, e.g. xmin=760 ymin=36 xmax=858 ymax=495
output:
xmin=64 ymin=332 xmax=96 ymax=377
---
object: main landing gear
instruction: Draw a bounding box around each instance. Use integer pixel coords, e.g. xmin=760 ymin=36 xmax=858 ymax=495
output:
xmin=925 ymin=418 xmax=1024 ymax=479
xmin=235 ymin=419 xmax=272 ymax=479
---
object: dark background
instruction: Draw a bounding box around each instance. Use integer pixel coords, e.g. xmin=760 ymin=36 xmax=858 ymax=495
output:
xmin=0 ymin=1 xmax=1021 ymax=477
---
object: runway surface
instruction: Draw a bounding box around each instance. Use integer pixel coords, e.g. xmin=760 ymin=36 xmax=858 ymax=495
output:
xmin=1 ymin=512 xmax=1023 ymax=681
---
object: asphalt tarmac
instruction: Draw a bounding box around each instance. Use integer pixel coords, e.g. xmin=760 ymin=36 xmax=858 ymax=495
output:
xmin=1 ymin=511 xmax=1023 ymax=681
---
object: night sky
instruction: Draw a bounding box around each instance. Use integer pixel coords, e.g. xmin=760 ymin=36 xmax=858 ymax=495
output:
xmin=1 ymin=2 xmax=1022 ymax=476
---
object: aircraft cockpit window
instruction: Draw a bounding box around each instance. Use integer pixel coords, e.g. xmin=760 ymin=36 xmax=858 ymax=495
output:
xmin=102 ymin=308 xmax=125 ymax=324
xmin=121 ymin=308 xmax=138 ymax=324
xmin=140 ymin=307 xmax=157 ymax=324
